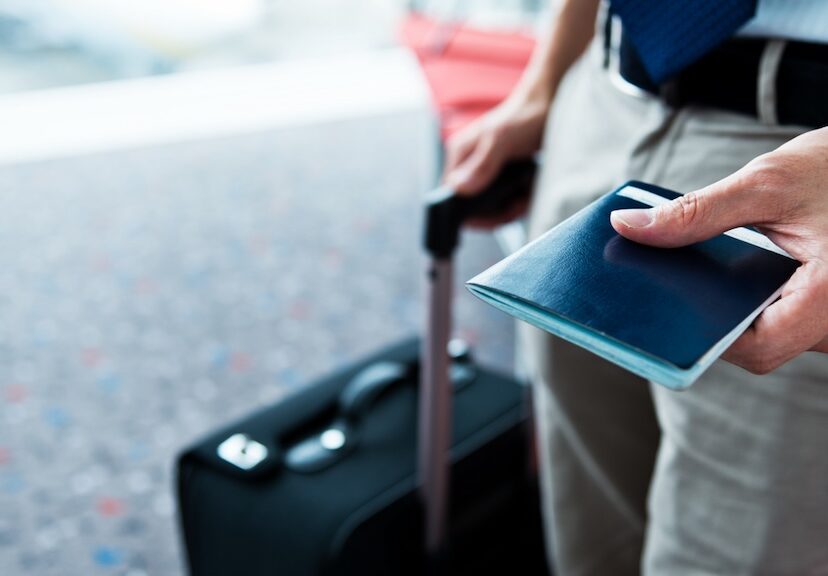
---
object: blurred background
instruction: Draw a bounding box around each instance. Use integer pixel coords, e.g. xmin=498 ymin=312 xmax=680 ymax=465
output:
xmin=0 ymin=1 xmax=550 ymax=574
xmin=0 ymin=0 xmax=545 ymax=92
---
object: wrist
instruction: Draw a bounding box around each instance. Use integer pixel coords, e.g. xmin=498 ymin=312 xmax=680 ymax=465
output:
xmin=507 ymin=71 xmax=556 ymax=112
xmin=499 ymin=83 xmax=553 ymax=128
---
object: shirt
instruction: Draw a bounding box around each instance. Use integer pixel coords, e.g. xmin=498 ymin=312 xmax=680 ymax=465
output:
xmin=739 ymin=0 xmax=828 ymax=43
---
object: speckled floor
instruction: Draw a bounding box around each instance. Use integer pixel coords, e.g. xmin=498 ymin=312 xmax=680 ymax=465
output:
xmin=0 ymin=111 xmax=515 ymax=575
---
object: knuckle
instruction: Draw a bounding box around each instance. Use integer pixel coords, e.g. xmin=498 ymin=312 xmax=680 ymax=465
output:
xmin=744 ymin=343 xmax=783 ymax=375
xmin=446 ymin=136 xmax=462 ymax=150
xmin=742 ymin=154 xmax=799 ymax=219
xmin=479 ymin=144 xmax=502 ymax=168
xmin=480 ymin=128 xmax=500 ymax=150
xmin=746 ymin=153 xmax=793 ymax=190
xmin=488 ymin=121 xmax=508 ymax=141
xmin=734 ymin=328 xmax=776 ymax=374
xmin=446 ymin=126 xmax=469 ymax=145
xmin=448 ymin=126 xmax=480 ymax=150
xmin=444 ymin=143 xmax=464 ymax=163
xmin=669 ymin=191 xmax=707 ymax=227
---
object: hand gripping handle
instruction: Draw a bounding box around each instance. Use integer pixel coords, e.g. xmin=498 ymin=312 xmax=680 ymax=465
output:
xmin=423 ymin=158 xmax=537 ymax=259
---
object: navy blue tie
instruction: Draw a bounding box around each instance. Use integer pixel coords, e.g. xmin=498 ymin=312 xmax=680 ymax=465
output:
xmin=611 ymin=0 xmax=758 ymax=83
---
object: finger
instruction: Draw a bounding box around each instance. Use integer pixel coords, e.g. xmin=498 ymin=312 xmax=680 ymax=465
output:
xmin=443 ymin=126 xmax=480 ymax=179
xmin=450 ymin=136 xmax=503 ymax=195
xmin=610 ymin=167 xmax=788 ymax=248
xmin=444 ymin=137 xmax=473 ymax=173
xmin=722 ymin=262 xmax=828 ymax=373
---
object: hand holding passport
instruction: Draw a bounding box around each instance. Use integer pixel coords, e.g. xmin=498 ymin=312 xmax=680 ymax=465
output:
xmin=468 ymin=181 xmax=800 ymax=389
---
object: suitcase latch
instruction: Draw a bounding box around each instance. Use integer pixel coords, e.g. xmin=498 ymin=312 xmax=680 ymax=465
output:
xmin=217 ymin=433 xmax=269 ymax=470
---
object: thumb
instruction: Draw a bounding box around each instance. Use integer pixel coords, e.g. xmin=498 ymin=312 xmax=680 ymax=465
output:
xmin=609 ymin=174 xmax=777 ymax=248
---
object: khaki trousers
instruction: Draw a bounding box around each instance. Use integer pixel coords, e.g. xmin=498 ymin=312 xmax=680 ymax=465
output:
xmin=523 ymin=39 xmax=828 ymax=576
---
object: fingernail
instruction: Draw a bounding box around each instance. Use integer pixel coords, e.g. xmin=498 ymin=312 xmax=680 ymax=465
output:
xmin=612 ymin=208 xmax=654 ymax=229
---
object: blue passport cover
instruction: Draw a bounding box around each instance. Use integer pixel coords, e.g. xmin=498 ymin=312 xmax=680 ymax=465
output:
xmin=467 ymin=181 xmax=800 ymax=389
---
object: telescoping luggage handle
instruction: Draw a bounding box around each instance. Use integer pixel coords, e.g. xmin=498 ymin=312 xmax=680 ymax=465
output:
xmin=419 ymin=159 xmax=536 ymax=562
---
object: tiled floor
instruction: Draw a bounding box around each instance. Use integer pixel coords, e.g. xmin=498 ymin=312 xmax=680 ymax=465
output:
xmin=0 ymin=108 xmax=516 ymax=574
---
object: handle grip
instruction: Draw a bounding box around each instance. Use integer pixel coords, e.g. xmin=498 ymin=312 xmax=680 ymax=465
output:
xmin=423 ymin=158 xmax=537 ymax=259
xmin=338 ymin=361 xmax=413 ymax=424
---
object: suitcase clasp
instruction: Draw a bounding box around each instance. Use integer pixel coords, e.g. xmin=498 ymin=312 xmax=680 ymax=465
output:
xmin=217 ymin=433 xmax=270 ymax=470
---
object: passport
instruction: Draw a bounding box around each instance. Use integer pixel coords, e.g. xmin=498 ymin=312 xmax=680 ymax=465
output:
xmin=467 ymin=181 xmax=800 ymax=389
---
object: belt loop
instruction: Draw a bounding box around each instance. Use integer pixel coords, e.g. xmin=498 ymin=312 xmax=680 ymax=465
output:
xmin=757 ymin=39 xmax=787 ymax=126
xmin=601 ymin=0 xmax=612 ymax=69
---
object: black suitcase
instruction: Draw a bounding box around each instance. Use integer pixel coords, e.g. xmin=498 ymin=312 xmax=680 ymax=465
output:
xmin=176 ymin=161 xmax=548 ymax=575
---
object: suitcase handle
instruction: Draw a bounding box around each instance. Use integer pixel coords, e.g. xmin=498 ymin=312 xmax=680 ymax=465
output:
xmin=282 ymin=339 xmax=477 ymax=474
xmin=338 ymin=341 xmax=475 ymax=425
xmin=282 ymin=361 xmax=413 ymax=474
xmin=338 ymin=361 xmax=413 ymax=424
xmin=419 ymin=159 xmax=537 ymax=558
xmin=423 ymin=158 xmax=537 ymax=259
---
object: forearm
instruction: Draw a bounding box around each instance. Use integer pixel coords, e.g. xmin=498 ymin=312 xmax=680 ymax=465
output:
xmin=509 ymin=0 xmax=601 ymax=108
xmin=444 ymin=0 xmax=601 ymax=195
